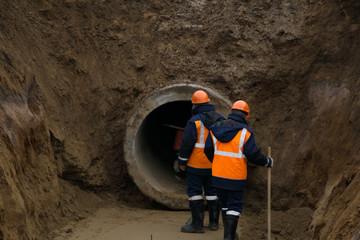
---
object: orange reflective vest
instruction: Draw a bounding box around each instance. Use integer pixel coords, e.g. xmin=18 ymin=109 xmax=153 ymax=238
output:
xmin=187 ymin=120 xmax=212 ymax=169
xmin=211 ymin=128 xmax=251 ymax=180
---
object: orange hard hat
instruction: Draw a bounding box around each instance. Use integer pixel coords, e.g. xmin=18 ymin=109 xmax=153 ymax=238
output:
xmin=192 ymin=90 xmax=210 ymax=104
xmin=231 ymin=100 xmax=250 ymax=118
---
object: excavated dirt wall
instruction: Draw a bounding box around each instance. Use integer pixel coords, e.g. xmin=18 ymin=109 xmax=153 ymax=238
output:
xmin=0 ymin=0 xmax=359 ymax=239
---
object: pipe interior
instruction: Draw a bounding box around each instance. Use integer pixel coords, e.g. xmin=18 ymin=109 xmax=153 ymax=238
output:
xmin=135 ymin=100 xmax=193 ymax=192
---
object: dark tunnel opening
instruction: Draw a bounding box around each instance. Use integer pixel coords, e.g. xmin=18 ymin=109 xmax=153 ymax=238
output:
xmin=136 ymin=101 xmax=192 ymax=185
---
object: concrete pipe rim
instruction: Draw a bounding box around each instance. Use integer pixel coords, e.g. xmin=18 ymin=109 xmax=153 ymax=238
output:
xmin=124 ymin=83 xmax=232 ymax=209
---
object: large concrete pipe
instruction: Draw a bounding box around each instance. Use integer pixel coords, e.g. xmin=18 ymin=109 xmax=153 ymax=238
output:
xmin=124 ymin=83 xmax=232 ymax=209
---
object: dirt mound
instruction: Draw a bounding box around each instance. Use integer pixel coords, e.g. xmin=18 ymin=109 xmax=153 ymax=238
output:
xmin=0 ymin=0 xmax=359 ymax=239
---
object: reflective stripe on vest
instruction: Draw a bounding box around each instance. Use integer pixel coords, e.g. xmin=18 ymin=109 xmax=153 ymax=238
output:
xmin=211 ymin=129 xmax=250 ymax=180
xmin=194 ymin=121 xmax=205 ymax=148
xmin=187 ymin=120 xmax=212 ymax=169
xmin=213 ymin=129 xmax=247 ymax=158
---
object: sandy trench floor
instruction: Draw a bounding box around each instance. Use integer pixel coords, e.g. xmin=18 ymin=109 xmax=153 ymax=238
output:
xmin=52 ymin=196 xmax=313 ymax=240
xmin=55 ymin=206 xmax=234 ymax=240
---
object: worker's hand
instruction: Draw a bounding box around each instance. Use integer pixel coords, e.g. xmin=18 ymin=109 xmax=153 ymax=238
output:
xmin=179 ymin=165 xmax=186 ymax=171
xmin=266 ymin=157 xmax=273 ymax=168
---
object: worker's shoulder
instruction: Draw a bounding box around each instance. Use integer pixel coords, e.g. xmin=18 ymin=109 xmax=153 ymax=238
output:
xmin=215 ymin=120 xmax=253 ymax=132
xmin=189 ymin=114 xmax=201 ymax=121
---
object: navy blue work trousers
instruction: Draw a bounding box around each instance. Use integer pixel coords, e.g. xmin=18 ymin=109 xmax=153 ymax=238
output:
xmin=186 ymin=172 xmax=217 ymax=197
xmin=216 ymin=188 xmax=244 ymax=214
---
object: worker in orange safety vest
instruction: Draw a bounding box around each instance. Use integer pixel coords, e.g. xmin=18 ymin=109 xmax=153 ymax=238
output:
xmin=204 ymin=100 xmax=273 ymax=240
xmin=176 ymin=90 xmax=225 ymax=233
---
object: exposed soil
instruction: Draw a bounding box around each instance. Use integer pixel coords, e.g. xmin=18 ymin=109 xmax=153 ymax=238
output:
xmin=0 ymin=1 xmax=359 ymax=240
xmin=51 ymin=194 xmax=313 ymax=240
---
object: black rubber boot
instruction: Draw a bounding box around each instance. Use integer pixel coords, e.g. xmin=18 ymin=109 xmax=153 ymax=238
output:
xmin=222 ymin=210 xmax=227 ymax=230
xmin=207 ymin=200 xmax=220 ymax=231
xmin=184 ymin=207 xmax=204 ymax=226
xmin=222 ymin=211 xmax=229 ymax=240
xmin=181 ymin=200 xmax=205 ymax=233
xmin=223 ymin=214 xmax=239 ymax=240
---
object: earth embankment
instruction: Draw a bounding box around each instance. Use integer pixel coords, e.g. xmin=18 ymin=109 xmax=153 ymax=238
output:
xmin=0 ymin=1 xmax=359 ymax=239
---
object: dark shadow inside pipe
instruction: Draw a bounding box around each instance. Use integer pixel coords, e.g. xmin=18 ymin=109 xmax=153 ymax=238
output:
xmin=135 ymin=100 xmax=193 ymax=189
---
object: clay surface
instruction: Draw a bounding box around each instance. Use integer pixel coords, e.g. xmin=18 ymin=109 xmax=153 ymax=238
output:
xmin=0 ymin=1 xmax=359 ymax=240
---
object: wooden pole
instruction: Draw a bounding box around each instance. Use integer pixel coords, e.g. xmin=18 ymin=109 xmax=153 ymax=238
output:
xmin=267 ymin=147 xmax=272 ymax=240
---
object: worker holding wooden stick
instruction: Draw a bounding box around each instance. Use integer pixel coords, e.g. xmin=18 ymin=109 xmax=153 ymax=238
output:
xmin=204 ymin=100 xmax=273 ymax=240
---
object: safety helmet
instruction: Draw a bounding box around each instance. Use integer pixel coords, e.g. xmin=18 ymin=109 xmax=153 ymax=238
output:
xmin=231 ymin=100 xmax=250 ymax=118
xmin=192 ymin=90 xmax=210 ymax=104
